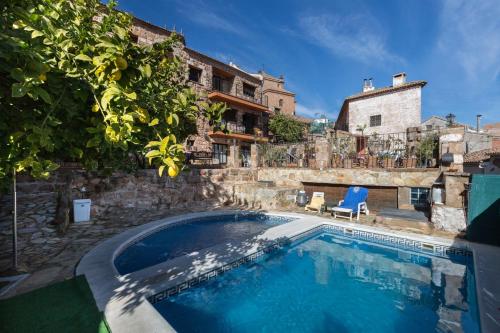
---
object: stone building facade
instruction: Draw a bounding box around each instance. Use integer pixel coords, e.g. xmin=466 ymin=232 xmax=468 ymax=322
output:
xmin=335 ymin=73 xmax=426 ymax=136
xmin=255 ymin=71 xmax=296 ymax=116
xmin=129 ymin=17 xmax=274 ymax=167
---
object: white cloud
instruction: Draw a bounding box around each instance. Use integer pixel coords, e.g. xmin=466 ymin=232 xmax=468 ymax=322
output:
xmin=177 ymin=1 xmax=248 ymax=36
xmin=296 ymin=103 xmax=335 ymax=119
xmin=299 ymin=14 xmax=404 ymax=64
xmin=438 ymin=0 xmax=500 ymax=81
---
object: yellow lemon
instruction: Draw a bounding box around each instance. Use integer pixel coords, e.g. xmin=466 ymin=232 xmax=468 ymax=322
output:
xmin=38 ymin=73 xmax=47 ymax=81
xmin=115 ymin=57 xmax=128 ymax=70
xmin=92 ymin=103 xmax=99 ymax=113
xmin=168 ymin=165 xmax=179 ymax=177
xmin=110 ymin=70 xmax=122 ymax=81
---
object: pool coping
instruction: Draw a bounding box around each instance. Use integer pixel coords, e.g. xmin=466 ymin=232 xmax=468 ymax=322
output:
xmin=76 ymin=211 xmax=500 ymax=333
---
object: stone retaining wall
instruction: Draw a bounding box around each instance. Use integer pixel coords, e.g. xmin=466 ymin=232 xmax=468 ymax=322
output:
xmin=257 ymin=168 xmax=441 ymax=188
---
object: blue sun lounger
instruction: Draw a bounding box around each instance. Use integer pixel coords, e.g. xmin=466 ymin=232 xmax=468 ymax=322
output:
xmin=332 ymin=186 xmax=369 ymax=221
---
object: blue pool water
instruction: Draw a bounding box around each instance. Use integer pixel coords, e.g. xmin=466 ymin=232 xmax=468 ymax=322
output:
xmin=115 ymin=213 xmax=293 ymax=274
xmin=154 ymin=232 xmax=480 ymax=333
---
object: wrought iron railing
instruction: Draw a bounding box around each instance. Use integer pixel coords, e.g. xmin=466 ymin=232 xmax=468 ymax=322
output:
xmin=258 ymin=129 xmax=440 ymax=169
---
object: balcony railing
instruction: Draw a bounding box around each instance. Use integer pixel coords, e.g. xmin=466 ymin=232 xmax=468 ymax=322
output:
xmin=221 ymin=121 xmax=265 ymax=137
xmin=212 ymin=84 xmax=262 ymax=105
xmin=258 ymin=129 xmax=441 ymax=169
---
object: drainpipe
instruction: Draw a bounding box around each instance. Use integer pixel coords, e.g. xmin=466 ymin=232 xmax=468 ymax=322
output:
xmin=12 ymin=167 xmax=18 ymax=270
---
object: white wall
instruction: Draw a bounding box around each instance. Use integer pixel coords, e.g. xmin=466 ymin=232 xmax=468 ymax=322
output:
xmin=348 ymin=87 xmax=422 ymax=135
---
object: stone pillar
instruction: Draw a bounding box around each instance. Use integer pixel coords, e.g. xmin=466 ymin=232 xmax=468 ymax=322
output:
xmin=439 ymin=129 xmax=465 ymax=172
xmin=228 ymin=140 xmax=240 ymax=168
xmin=314 ymin=138 xmax=331 ymax=170
xmin=236 ymin=110 xmax=244 ymax=127
xmin=250 ymin=144 xmax=259 ymax=169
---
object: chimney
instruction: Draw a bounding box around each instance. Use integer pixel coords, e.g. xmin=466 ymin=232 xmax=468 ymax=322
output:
xmin=476 ymin=114 xmax=482 ymax=132
xmin=392 ymin=72 xmax=407 ymax=87
xmin=363 ymin=78 xmax=375 ymax=92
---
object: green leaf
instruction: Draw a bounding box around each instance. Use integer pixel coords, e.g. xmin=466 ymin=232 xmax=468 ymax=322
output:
xmin=145 ymin=150 xmax=161 ymax=158
xmin=145 ymin=141 xmax=161 ymax=148
xmin=158 ymin=165 xmax=165 ymax=177
xmin=124 ymin=91 xmax=137 ymax=100
xmin=74 ymin=54 xmax=92 ymax=62
xmin=10 ymin=68 xmax=24 ymax=82
xmin=144 ymin=64 xmax=151 ymax=78
xmin=122 ymin=114 xmax=134 ymax=122
xmin=31 ymin=30 xmax=43 ymax=39
xmin=12 ymin=83 xmax=28 ymax=98
xmin=163 ymin=157 xmax=176 ymax=169
xmin=101 ymin=86 xmax=121 ymax=110
xmin=34 ymin=87 xmax=52 ymax=104
xmin=159 ymin=136 xmax=169 ymax=153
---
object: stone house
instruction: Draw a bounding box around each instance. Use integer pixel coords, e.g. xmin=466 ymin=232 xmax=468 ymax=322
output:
xmin=129 ymin=16 xmax=274 ymax=168
xmin=253 ymin=71 xmax=296 ymax=116
xmin=335 ymin=73 xmax=426 ymax=136
xmin=421 ymin=116 xmax=449 ymax=131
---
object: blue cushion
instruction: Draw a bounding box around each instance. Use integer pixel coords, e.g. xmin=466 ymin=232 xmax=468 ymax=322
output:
xmin=339 ymin=186 xmax=368 ymax=212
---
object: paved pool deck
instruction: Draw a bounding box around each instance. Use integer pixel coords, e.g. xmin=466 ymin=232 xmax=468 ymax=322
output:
xmin=76 ymin=211 xmax=500 ymax=333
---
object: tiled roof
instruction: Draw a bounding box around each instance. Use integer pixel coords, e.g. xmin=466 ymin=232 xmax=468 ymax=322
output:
xmin=346 ymin=80 xmax=427 ymax=101
xmin=463 ymin=148 xmax=500 ymax=163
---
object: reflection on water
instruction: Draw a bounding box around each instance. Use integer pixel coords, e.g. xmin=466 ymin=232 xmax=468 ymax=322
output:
xmin=115 ymin=214 xmax=292 ymax=274
xmin=154 ymin=233 xmax=480 ymax=333
xmin=306 ymin=234 xmax=478 ymax=333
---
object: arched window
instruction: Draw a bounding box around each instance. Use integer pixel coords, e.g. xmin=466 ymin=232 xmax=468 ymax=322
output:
xmin=279 ymin=99 xmax=283 ymax=107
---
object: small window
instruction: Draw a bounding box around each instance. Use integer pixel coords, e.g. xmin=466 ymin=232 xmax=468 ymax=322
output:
xmin=243 ymin=83 xmax=256 ymax=97
xmin=189 ymin=66 xmax=202 ymax=83
xmin=279 ymin=99 xmax=283 ymax=107
xmin=370 ymin=115 xmax=381 ymax=127
xmin=130 ymin=33 xmax=139 ymax=43
xmin=410 ymin=187 xmax=429 ymax=206
xmin=274 ymin=107 xmax=281 ymax=114
xmin=213 ymin=144 xmax=227 ymax=164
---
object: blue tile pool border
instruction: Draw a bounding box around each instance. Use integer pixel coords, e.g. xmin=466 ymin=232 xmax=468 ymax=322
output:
xmin=147 ymin=224 xmax=472 ymax=304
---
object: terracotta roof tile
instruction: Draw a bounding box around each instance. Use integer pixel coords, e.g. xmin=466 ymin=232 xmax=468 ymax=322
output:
xmin=463 ymin=148 xmax=500 ymax=163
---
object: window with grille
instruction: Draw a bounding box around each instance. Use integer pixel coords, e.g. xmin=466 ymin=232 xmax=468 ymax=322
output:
xmin=213 ymin=144 xmax=228 ymax=164
xmin=410 ymin=187 xmax=429 ymax=206
xmin=243 ymin=83 xmax=256 ymax=97
xmin=370 ymin=115 xmax=381 ymax=127
xmin=188 ymin=66 xmax=202 ymax=83
xmin=279 ymin=99 xmax=283 ymax=107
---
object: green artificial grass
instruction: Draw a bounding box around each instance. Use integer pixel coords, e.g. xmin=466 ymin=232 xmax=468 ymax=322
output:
xmin=0 ymin=275 xmax=110 ymax=333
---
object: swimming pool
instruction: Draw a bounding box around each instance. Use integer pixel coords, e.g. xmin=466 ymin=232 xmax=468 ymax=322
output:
xmin=114 ymin=213 xmax=294 ymax=274
xmin=153 ymin=232 xmax=480 ymax=333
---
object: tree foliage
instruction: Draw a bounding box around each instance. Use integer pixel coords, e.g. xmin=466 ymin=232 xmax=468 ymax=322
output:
xmin=269 ymin=114 xmax=305 ymax=142
xmin=0 ymin=0 xmax=223 ymax=188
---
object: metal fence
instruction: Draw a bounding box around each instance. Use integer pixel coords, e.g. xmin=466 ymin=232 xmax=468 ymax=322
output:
xmin=257 ymin=142 xmax=316 ymax=168
xmin=258 ymin=129 xmax=441 ymax=169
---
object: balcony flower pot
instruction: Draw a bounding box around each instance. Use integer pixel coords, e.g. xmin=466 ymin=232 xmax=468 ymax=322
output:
xmin=404 ymin=157 xmax=417 ymax=168
xmin=384 ymin=157 xmax=395 ymax=168
xmin=368 ymin=156 xmax=377 ymax=168
xmin=342 ymin=159 xmax=352 ymax=168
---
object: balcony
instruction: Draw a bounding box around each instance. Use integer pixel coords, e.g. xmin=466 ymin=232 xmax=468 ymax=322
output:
xmin=209 ymin=91 xmax=268 ymax=113
xmin=209 ymin=120 xmax=268 ymax=143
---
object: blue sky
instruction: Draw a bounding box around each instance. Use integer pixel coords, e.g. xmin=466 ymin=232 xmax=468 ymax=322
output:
xmin=114 ymin=0 xmax=500 ymax=126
